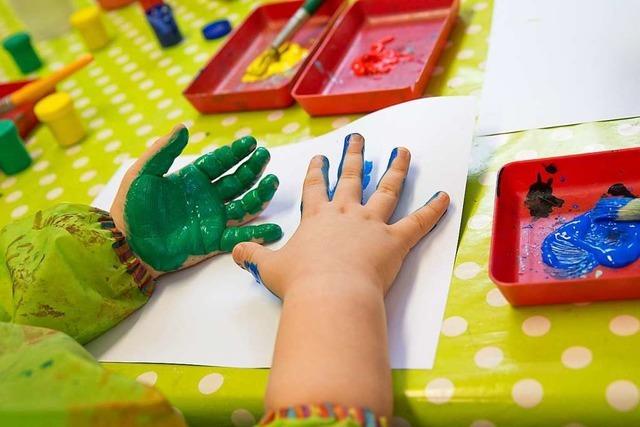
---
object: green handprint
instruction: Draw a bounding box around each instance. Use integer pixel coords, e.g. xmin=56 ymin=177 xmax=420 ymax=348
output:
xmin=121 ymin=126 xmax=282 ymax=273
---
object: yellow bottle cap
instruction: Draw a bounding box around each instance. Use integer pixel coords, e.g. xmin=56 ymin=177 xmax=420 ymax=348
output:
xmin=34 ymin=92 xmax=74 ymax=123
xmin=70 ymin=7 xmax=101 ymax=29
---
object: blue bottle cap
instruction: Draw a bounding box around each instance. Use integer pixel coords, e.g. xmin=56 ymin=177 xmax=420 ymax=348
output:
xmin=202 ymin=19 xmax=232 ymax=40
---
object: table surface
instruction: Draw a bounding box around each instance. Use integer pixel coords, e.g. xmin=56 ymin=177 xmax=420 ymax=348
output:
xmin=1 ymin=1 xmax=640 ymax=426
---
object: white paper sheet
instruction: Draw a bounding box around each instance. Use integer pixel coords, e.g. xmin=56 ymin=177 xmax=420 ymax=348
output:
xmin=87 ymin=97 xmax=476 ymax=369
xmin=477 ymin=0 xmax=640 ymax=136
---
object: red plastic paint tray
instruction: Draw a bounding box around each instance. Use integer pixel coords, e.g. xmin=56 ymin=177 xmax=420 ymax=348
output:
xmin=0 ymin=80 xmax=41 ymax=139
xmin=490 ymin=147 xmax=640 ymax=306
xmin=183 ymin=0 xmax=346 ymax=114
xmin=291 ymin=0 xmax=458 ymax=116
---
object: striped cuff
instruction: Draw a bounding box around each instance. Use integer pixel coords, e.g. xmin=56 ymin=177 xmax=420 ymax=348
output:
xmin=259 ymin=403 xmax=387 ymax=427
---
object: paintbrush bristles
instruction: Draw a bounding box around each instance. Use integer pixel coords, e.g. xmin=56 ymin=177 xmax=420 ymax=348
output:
xmin=592 ymin=197 xmax=640 ymax=222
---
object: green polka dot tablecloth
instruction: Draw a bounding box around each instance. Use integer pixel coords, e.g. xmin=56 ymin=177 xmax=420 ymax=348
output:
xmin=1 ymin=0 xmax=640 ymax=426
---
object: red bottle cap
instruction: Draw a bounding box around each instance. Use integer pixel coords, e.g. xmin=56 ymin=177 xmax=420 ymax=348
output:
xmin=139 ymin=0 xmax=163 ymax=11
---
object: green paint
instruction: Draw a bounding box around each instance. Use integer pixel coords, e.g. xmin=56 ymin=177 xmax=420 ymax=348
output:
xmin=124 ymin=128 xmax=282 ymax=272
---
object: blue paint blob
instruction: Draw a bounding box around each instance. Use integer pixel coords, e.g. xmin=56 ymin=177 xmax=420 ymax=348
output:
xmin=145 ymin=3 xmax=183 ymax=48
xmin=541 ymin=199 xmax=640 ymax=278
xmin=328 ymin=134 xmax=372 ymax=200
xmin=243 ymin=261 xmax=263 ymax=284
xmin=590 ymin=196 xmax=634 ymax=222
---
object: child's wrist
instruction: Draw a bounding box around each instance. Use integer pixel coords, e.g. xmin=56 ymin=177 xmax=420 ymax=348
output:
xmin=282 ymin=272 xmax=385 ymax=302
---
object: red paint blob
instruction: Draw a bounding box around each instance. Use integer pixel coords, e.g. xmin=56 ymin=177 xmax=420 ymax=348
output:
xmin=351 ymin=36 xmax=414 ymax=77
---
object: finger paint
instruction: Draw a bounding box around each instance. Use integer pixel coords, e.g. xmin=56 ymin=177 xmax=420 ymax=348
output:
xmin=329 ymin=133 xmax=371 ymax=200
xmin=376 ymin=148 xmax=398 ymax=190
xmin=542 ymin=197 xmax=640 ymax=278
xmin=351 ymin=36 xmax=414 ymax=77
xmin=124 ymin=128 xmax=281 ymax=272
xmin=244 ymin=261 xmax=263 ymax=285
xmin=525 ymin=173 xmax=564 ymax=219
xmin=427 ymin=191 xmax=443 ymax=204
xmin=242 ymin=42 xmax=308 ymax=83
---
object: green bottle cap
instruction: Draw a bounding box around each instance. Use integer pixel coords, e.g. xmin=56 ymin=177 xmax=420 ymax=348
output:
xmin=2 ymin=31 xmax=43 ymax=74
xmin=0 ymin=120 xmax=32 ymax=175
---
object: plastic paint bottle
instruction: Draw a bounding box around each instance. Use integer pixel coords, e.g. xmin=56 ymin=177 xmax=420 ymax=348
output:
xmin=2 ymin=32 xmax=43 ymax=74
xmin=140 ymin=0 xmax=183 ymax=48
xmin=34 ymin=92 xmax=86 ymax=147
xmin=0 ymin=120 xmax=32 ymax=175
xmin=70 ymin=7 xmax=111 ymax=51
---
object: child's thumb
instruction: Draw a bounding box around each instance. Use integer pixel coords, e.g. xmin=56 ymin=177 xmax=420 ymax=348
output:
xmin=232 ymin=242 xmax=272 ymax=281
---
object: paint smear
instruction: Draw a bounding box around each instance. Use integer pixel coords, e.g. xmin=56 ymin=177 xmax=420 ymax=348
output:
xmin=242 ymin=42 xmax=308 ymax=83
xmin=541 ymin=196 xmax=640 ymax=278
xmin=351 ymin=36 xmax=414 ymax=77
xmin=525 ymin=173 xmax=564 ymax=219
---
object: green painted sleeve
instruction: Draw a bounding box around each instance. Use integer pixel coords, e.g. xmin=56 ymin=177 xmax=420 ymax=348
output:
xmin=0 ymin=323 xmax=186 ymax=427
xmin=0 ymin=203 xmax=155 ymax=344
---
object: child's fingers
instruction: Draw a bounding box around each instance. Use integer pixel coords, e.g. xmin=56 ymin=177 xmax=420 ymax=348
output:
xmin=301 ymin=155 xmax=330 ymax=215
xmin=136 ymin=124 xmax=188 ymax=177
xmin=366 ymin=147 xmax=410 ymax=222
xmin=232 ymin=242 xmax=274 ymax=286
xmin=332 ymin=133 xmax=364 ymax=203
xmin=392 ymin=191 xmax=450 ymax=249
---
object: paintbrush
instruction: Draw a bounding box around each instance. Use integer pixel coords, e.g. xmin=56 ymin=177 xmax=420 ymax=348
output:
xmin=0 ymin=54 xmax=93 ymax=115
xmin=250 ymin=0 xmax=325 ymax=77
xmin=592 ymin=197 xmax=640 ymax=221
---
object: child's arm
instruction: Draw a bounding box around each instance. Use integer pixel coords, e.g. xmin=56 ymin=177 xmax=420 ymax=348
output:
xmin=232 ymin=134 xmax=449 ymax=421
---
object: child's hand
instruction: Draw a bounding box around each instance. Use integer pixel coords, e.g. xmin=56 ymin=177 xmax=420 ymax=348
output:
xmin=232 ymin=133 xmax=449 ymax=299
xmin=110 ymin=125 xmax=282 ymax=276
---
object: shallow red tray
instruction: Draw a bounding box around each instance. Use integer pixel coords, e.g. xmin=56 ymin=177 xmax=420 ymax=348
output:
xmin=0 ymin=80 xmax=40 ymax=139
xmin=291 ymin=0 xmax=458 ymax=116
xmin=490 ymin=147 xmax=640 ymax=306
xmin=183 ymin=0 xmax=346 ymax=114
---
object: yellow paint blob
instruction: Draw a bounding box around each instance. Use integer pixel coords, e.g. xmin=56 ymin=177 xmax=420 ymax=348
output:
xmin=242 ymin=42 xmax=308 ymax=83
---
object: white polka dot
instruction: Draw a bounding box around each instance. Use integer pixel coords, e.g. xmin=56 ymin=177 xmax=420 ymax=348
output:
xmin=514 ymin=150 xmax=538 ymax=160
xmin=267 ymin=110 xmax=284 ymax=121
xmin=88 ymin=184 xmax=105 ymax=197
xmin=80 ymin=170 xmax=97 ymax=182
xmin=107 ymin=46 xmax=122 ymax=57
xmin=127 ymin=114 xmax=143 ymax=125
xmin=136 ymin=371 xmax=158 ymax=386
xmin=167 ymin=65 xmax=182 ymax=76
xmin=470 ymin=421 xmax=494 ymax=427
xmin=512 ymin=379 xmax=543 ymax=408
xmin=230 ymin=409 xmax=255 ymax=427
xmin=39 ymin=173 xmax=57 ymax=185
xmin=147 ymin=88 xmax=163 ymax=100
xmin=441 ymin=316 xmax=468 ymax=337
xmin=606 ymin=380 xmax=639 ymax=412
xmin=96 ymin=75 xmax=110 ymax=86
xmin=194 ymin=52 xmax=209 ymax=63
xmin=75 ymin=97 xmax=90 ymax=108
xmin=89 ymin=118 xmax=105 ymax=129
xmin=468 ymin=214 xmax=491 ymax=229
xmin=131 ymin=71 xmax=145 ymax=81
xmin=65 ymin=145 xmax=82 ymax=156
xmin=119 ymin=104 xmax=134 ymax=115
xmin=1 ymin=177 xmax=17 ymax=189
xmin=88 ymin=66 xmax=103 ymax=77
xmin=198 ymin=373 xmax=224 ymax=395
xmin=486 ymin=288 xmax=508 ymax=307
xmin=96 ymin=128 xmax=113 ymax=140
xmin=184 ymin=44 xmax=198 ymax=55
xmin=81 ymin=107 xmax=97 ymax=118
xmin=141 ymin=42 xmax=154 ymax=52
xmin=561 ymin=346 xmax=592 ymax=369
xmin=29 ymin=148 xmax=43 ymax=160
xmin=457 ymin=49 xmax=475 ymax=59
xmin=474 ymin=346 xmax=503 ymax=369
xmin=454 ymin=262 xmax=481 ymax=280
xmin=123 ymin=63 xmax=138 ymax=73
xmin=46 ymin=187 xmax=63 ymax=200
xmin=73 ymin=157 xmax=89 ymax=169
xmin=177 ymin=75 xmax=192 ymax=85
xmin=11 ymin=205 xmax=28 ymax=219
xmin=331 ymin=117 xmax=351 ymax=129
xmin=522 ymin=315 xmax=551 ymax=337
xmin=5 ymin=190 xmax=22 ymax=203
xmin=424 ymin=378 xmax=455 ymax=404
xmin=105 ymin=140 xmax=122 ymax=152
xmin=61 ymin=79 xmax=77 ymax=90
xmin=282 ymin=122 xmax=300 ymax=134
xmin=466 ymin=24 xmax=483 ymax=34
xmin=447 ymin=76 xmax=465 ymax=88
xmin=609 ymin=315 xmax=640 ymax=336
xmin=190 ymin=132 xmax=206 ymax=143
xmin=473 ymin=2 xmax=488 ymax=11
xmin=139 ymin=79 xmax=154 ymax=90
xmin=115 ymin=55 xmax=129 ymax=65
xmin=114 ymin=153 xmax=131 ymax=164
xmin=167 ymin=109 xmax=183 ymax=120
xmin=183 ymin=120 xmax=194 ymax=129
xmin=33 ymin=160 xmax=49 ymax=171
xmin=235 ymin=127 xmax=252 ymax=138
xmin=157 ymin=99 xmax=172 ymax=110
xmin=136 ymin=125 xmax=153 ymax=136
xmin=146 ymin=136 xmax=159 ymax=147
xmin=103 ymin=84 xmax=118 ymax=95
xmin=222 ymin=116 xmax=238 ymax=126
xmin=616 ymin=123 xmax=640 ymax=136
xmin=550 ymin=128 xmax=574 ymax=141
xmin=111 ymin=93 xmax=126 ymax=104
